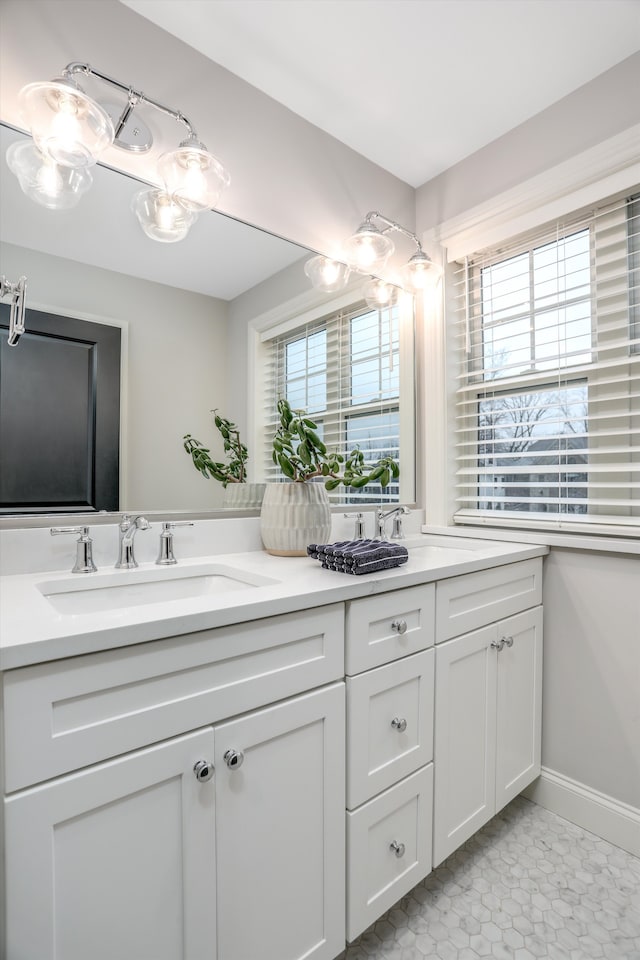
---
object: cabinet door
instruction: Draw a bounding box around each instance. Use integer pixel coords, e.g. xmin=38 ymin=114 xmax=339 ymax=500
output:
xmin=495 ymin=606 xmax=543 ymax=811
xmin=215 ymin=683 xmax=345 ymax=960
xmin=5 ymin=728 xmax=216 ymax=960
xmin=433 ymin=625 xmax=497 ymax=866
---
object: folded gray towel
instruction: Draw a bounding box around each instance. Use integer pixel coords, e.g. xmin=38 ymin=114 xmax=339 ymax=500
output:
xmin=308 ymin=540 xmax=409 ymax=575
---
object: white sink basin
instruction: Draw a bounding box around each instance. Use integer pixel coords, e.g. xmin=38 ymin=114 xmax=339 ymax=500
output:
xmin=38 ymin=563 xmax=279 ymax=615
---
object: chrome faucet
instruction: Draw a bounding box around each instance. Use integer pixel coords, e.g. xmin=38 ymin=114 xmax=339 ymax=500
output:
xmin=115 ymin=514 xmax=150 ymax=568
xmin=376 ymin=505 xmax=410 ymax=540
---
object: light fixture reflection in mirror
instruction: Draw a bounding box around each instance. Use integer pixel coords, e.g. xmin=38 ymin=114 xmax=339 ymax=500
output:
xmin=6 ymin=139 xmax=93 ymax=210
xmin=131 ymin=187 xmax=197 ymax=243
xmin=303 ymin=255 xmax=351 ymax=293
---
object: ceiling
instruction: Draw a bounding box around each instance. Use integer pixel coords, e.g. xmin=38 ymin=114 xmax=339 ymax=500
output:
xmin=122 ymin=0 xmax=640 ymax=188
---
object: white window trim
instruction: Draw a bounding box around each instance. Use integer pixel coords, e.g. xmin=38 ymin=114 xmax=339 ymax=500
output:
xmin=420 ymin=124 xmax=640 ymax=550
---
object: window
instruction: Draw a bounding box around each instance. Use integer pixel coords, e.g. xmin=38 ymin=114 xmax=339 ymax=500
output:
xmin=453 ymin=190 xmax=640 ymax=535
xmin=261 ymin=298 xmax=415 ymax=504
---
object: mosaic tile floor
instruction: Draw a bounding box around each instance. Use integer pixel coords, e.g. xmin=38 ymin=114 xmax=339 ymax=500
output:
xmin=338 ymin=796 xmax=640 ymax=960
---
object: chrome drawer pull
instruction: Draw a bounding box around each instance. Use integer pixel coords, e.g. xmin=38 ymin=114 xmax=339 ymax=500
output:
xmin=391 ymin=618 xmax=408 ymax=635
xmin=224 ymin=748 xmax=245 ymax=770
xmin=391 ymin=717 xmax=407 ymax=732
xmin=503 ymin=635 xmax=514 ymax=647
xmin=193 ymin=760 xmax=214 ymax=783
xmin=491 ymin=638 xmax=505 ymax=652
xmin=390 ymin=840 xmax=405 ymax=858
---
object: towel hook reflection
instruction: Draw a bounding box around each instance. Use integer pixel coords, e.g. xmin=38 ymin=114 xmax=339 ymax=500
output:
xmin=0 ymin=275 xmax=27 ymax=345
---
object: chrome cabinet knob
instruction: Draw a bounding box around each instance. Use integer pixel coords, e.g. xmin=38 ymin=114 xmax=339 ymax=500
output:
xmin=503 ymin=635 xmax=514 ymax=647
xmin=491 ymin=638 xmax=505 ymax=651
xmin=390 ymin=840 xmax=406 ymax=858
xmin=193 ymin=760 xmax=214 ymax=783
xmin=224 ymin=748 xmax=245 ymax=770
xmin=391 ymin=618 xmax=408 ymax=635
xmin=391 ymin=717 xmax=408 ymax=732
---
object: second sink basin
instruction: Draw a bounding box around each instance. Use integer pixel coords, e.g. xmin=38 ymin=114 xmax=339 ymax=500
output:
xmin=38 ymin=562 xmax=279 ymax=615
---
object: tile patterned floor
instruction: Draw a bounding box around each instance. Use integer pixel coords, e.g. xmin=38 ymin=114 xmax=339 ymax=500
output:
xmin=339 ymin=796 xmax=640 ymax=960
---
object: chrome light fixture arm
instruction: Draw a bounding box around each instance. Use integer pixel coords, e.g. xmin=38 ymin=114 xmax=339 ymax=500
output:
xmin=362 ymin=211 xmax=425 ymax=254
xmin=62 ymin=61 xmax=199 ymax=145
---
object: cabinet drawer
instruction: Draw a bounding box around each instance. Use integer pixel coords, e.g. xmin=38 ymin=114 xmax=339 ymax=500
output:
xmin=346 ymin=650 xmax=434 ymax=809
xmin=435 ymin=558 xmax=542 ymax=643
xmin=346 ymin=764 xmax=433 ymax=942
xmin=2 ymin=604 xmax=344 ymax=792
xmin=345 ymin=584 xmax=434 ymax=675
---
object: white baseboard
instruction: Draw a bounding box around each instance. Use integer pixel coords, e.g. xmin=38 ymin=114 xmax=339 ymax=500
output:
xmin=523 ymin=767 xmax=640 ymax=859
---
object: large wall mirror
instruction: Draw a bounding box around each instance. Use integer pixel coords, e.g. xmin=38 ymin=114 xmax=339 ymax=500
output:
xmin=0 ymin=124 xmax=314 ymax=520
xmin=1 ymin=123 xmax=417 ymax=522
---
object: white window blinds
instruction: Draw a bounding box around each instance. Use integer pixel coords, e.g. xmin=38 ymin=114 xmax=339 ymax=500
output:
xmin=261 ymin=299 xmax=415 ymax=504
xmin=452 ymin=189 xmax=640 ymax=535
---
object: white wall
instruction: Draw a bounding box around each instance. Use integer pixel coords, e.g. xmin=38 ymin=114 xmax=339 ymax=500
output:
xmin=414 ymin=52 xmax=640 ymax=830
xmin=415 ymin=52 xmax=640 ymax=232
xmin=541 ymin=549 xmax=639 ymax=809
xmin=1 ymin=242 xmax=229 ymax=511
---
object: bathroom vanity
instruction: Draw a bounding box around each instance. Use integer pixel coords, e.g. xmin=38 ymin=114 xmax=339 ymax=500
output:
xmin=0 ymin=531 xmax=546 ymax=960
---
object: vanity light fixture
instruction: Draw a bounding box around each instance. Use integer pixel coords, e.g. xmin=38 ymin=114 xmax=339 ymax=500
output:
xmin=343 ymin=216 xmax=395 ymax=272
xmin=304 ymin=211 xmax=440 ymax=304
xmin=347 ymin=212 xmax=441 ymax=292
xmin=9 ymin=62 xmax=230 ymax=242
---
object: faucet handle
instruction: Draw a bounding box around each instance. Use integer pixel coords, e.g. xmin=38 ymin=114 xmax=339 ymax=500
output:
xmin=390 ymin=506 xmax=410 ymax=540
xmin=344 ymin=512 xmax=366 ymax=539
xmin=50 ymin=525 xmax=97 ymax=573
xmin=156 ymin=521 xmax=194 ymax=565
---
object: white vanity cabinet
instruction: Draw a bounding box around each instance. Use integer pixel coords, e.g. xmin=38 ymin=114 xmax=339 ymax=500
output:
xmin=2 ymin=605 xmax=346 ymax=960
xmin=433 ymin=559 xmax=544 ymax=866
xmin=344 ymin=584 xmax=436 ymax=942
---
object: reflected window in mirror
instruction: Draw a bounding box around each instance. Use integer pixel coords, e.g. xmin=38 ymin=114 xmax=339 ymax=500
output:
xmin=261 ymin=293 xmax=415 ymax=505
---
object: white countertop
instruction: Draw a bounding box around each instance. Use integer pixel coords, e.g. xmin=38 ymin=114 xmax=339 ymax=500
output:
xmin=0 ymin=535 xmax=548 ymax=670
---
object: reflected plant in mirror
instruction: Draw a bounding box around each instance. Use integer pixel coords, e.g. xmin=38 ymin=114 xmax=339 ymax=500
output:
xmin=183 ymin=411 xmax=248 ymax=487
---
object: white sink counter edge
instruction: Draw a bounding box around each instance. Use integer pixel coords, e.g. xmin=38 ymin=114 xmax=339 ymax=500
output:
xmin=0 ymin=535 xmax=548 ymax=670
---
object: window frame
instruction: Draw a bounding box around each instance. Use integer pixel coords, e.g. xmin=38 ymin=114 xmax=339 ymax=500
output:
xmin=451 ymin=192 xmax=639 ymax=535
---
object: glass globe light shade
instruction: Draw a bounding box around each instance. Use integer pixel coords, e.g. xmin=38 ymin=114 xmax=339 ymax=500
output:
xmin=19 ymin=79 xmax=114 ymax=168
xmin=131 ymin=188 xmax=198 ymax=243
xmin=158 ymin=138 xmax=230 ymax=211
xmin=304 ymin=255 xmax=351 ymax=293
xmin=342 ymin=221 xmax=394 ymax=272
xmin=363 ymin=277 xmax=399 ymax=309
xmin=6 ymin=139 xmax=93 ymax=210
xmin=402 ymin=249 xmax=442 ymax=292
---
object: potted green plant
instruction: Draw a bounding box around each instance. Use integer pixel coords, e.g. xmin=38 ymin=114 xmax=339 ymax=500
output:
xmin=183 ymin=411 xmax=265 ymax=509
xmin=261 ymin=398 xmax=400 ymax=555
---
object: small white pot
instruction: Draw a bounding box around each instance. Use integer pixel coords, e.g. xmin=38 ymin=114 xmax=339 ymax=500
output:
xmin=260 ymin=482 xmax=331 ymax=556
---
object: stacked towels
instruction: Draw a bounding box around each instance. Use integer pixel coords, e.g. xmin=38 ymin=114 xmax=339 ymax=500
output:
xmin=307 ymin=539 xmax=409 ymax=575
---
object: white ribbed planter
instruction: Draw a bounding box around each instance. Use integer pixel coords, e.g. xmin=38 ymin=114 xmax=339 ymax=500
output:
xmin=260 ymin=482 xmax=331 ymax=556
xmin=222 ymin=483 xmax=266 ymax=510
